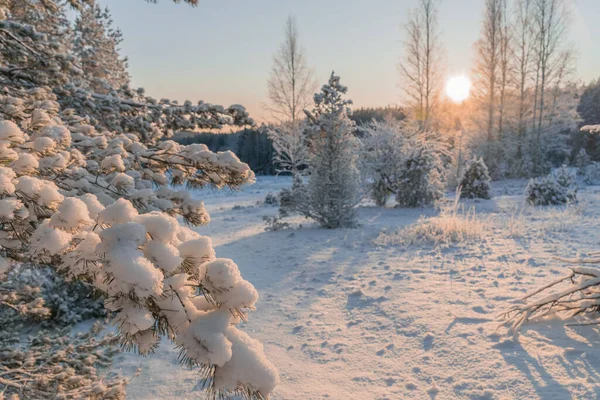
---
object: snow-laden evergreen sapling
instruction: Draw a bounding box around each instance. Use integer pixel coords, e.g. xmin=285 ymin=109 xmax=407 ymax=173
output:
xmin=459 ymin=157 xmax=492 ymax=199
xmin=525 ymin=165 xmax=577 ymax=206
xmin=391 ymin=130 xmax=447 ymax=208
xmin=263 ymin=177 xmax=301 ymax=232
xmin=574 ymin=148 xmax=591 ymax=170
xmin=278 ymin=173 xmax=304 ymax=218
xmin=0 ymin=2 xmax=279 ymax=399
xmin=263 ymin=192 xmax=279 ymax=207
xmin=359 ymin=120 xmax=403 ymax=206
xmin=360 ymin=120 xmax=448 ymax=207
xmin=296 ymin=72 xmax=360 ymax=228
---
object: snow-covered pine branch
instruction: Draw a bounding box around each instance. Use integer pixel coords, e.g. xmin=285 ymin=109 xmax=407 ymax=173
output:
xmin=56 ymin=84 xmax=255 ymax=142
xmin=0 ymin=2 xmax=278 ymax=398
xmin=0 ymin=87 xmax=277 ymax=399
xmin=73 ymin=1 xmax=130 ymax=95
xmin=581 ymin=125 xmax=600 ymax=134
xmin=0 ymin=321 xmax=129 ymax=399
xmin=0 ymin=3 xmax=254 ymax=144
xmin=0 ymin=6 xmax=80 ymax=90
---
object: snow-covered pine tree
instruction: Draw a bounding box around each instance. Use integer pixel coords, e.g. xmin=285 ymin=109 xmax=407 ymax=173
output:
xmin=73 ymin=1 xmax=130 ymax=94
xmin=0 ymin=2 xmax=278 ymax=399
xmin=459 ymin=157 xmax=492 ymax=199
xmin=553 ymin=164 xmax=577 ymax=189
xmin=297 ymin=72 xmax=360 ymax=228
xmin=278 ymin=173 xmax=304 ymax=218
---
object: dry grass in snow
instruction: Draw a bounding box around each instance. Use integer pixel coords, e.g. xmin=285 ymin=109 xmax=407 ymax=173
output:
xmin=531 ymin=203 xmax=584 ymax=234
xmin=375 ymin=192 xmax=487 ymax=246
xmin=506 ymin=208 xmax=526 ymax=238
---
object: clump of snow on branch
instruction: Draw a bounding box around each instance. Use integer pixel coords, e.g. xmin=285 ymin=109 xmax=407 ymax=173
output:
xmin=581 ymin=125 xmax=600 ymax=134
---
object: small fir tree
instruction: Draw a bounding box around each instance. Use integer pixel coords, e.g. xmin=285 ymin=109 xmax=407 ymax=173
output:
xmin=360 ymin=120 xmax=447 ymax=208
xmin=525 ymin=165 xmax=577 ymax=205
xmin=297 ymin=72 xmax=360 ymax=228
xmin=459 ymin=157 xmax=492 ymax=199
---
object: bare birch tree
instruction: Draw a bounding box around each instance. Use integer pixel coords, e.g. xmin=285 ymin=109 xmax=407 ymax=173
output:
xmin=266 ymin=15 xmax=317 ymax=122
xmin=548 ymin=48 xmax=576 ymax=126
xmin=266 ymin=121 xmax=309 ymax=176
xmin=473 ymin=0 xmax=504 ymax=145
xmin=496 ymin=0 xmax=511 ymax=139
xmin=399 ymin=0 xmax=444 ymax=130
xmin=531 ymin=0 xmax=570 ymax=142
xmin=512 ymin=0 xmax=536 ymax=161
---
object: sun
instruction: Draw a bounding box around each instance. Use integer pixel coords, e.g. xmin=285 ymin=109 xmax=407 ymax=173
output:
xmin=446 ymin=75 xmax=471 ymax=103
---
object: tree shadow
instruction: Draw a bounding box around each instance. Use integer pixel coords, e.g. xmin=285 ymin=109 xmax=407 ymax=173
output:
xmin=495 ymin=338 xmax=571 ymax=398
xmin=495 ymin=321 xmax=600 ymax=398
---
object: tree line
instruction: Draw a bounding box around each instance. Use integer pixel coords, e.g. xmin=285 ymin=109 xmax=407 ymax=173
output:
xmin=263 ymin=0 xmax=596 ymax=181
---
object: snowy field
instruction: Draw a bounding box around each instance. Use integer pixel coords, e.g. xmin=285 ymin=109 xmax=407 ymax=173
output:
xmin=115 ymin=176 xmax=600 ymax=400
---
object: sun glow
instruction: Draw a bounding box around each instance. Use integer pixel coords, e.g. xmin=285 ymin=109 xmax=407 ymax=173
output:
xmin=446 ymin=75 xmax=471 ymax=103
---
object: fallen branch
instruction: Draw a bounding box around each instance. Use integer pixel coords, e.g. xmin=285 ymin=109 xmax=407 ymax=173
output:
xmin=501 ymin=264 xmax=600 ymax=332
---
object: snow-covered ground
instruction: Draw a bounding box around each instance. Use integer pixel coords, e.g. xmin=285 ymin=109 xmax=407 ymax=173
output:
xmin=115 ymin=176 xmax=600 ymax=399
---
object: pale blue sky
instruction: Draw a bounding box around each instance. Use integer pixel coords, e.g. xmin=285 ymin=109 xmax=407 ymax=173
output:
xmin=98 ymin=0 xmax=599 ymax=122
